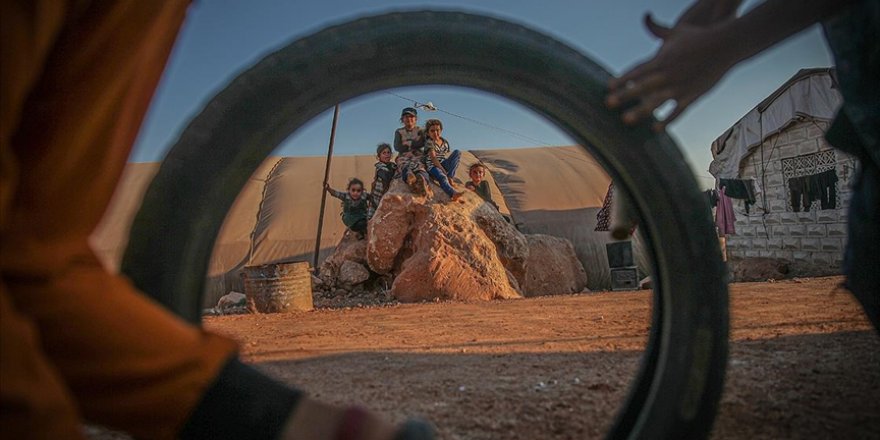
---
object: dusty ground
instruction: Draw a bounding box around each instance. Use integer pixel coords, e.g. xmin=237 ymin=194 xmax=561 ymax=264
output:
xmin=206 ymin=276 xmax=879 ymax=439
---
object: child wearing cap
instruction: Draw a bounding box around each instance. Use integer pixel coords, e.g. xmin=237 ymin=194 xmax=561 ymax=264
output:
xmin=393 ymin=107 xmax=424 ymax=154
xmin=393 ymin=107 xmax=432 ymax=197
xmin=324 ymin=178 xmax=371 ymax=239
xmin=369 ymin=143 xmax=397 ymax=219
xmin=423 ymin=118 xmax=464 ymax=201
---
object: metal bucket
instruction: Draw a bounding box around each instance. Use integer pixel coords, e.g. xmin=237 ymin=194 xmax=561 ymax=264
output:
xmin=242 ymin=261 xmax=313 ymax=313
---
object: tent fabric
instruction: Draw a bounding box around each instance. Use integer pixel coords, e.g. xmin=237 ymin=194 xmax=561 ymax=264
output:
xmin=709 ymin=69 xmax=842 ymax=179
xmin=471 ymin=146 xmax=649 ymax=290
xmin=90 ymin=162 xmax=160 ymax=272
xmin=91 ymin=146 xmax=646 ymax=305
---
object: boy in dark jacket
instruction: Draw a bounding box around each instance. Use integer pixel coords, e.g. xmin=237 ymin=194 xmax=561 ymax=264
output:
xmin=369 ymin=143 xmax=397 ymax=218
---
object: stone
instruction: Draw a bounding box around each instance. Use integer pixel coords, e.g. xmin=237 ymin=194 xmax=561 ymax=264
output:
xmin=338 ymin=260 xmax=370 ymax=287
xmin=638 ymin=276 xmax=652 ymax=290
xmin=521 ymin=234 xmax=587 ymax=297
xmin=367 ymin=180 xmax=523 ymax=302
xmin=801 ymin=238 xmax=820 ymax=251
xmin=797 ymin=139 xmax=818 ymax=155
xmin=820 ymin=238 xmax=842 ymax=252
xmin=770 ymin=225 xmax=788 ymax=237
xmin=751 ymin=238 xmax=768 ymax=250
xmin=217 ymin=291 xmax=247 ymax=310
xmin=321 ymin=178 xmax=585 ymax=303
xmin=768 ymin=198 xmax=787 ymax=213
xmin=780 ymin=213 xmax=799 ymax=224
xmin=728 ymin=257 xmax=790 ymax=282
xmin=827 ymin=223 xmax=847 ymax=237
xmin=807 ymin=224 xmax=826 ymax=237
xmin=319 ymin=231 xmax=368 ymax=288
xmin=797 ymin=212 xmax=815 ymax=223
xmin=788 ymin=225 xmax=805 ymax=236
xmin=473 ymin=203 xmax=529 ymax=287
xmin=817 ymin=210 xmax=837 ymax=223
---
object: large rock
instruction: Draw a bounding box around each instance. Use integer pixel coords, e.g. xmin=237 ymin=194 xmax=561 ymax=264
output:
xmin=521 ymin=234 xmax=588 ymax=296
xmin=315 ymin=179 xmax=587 ymax=303
xmin=368 ymin=180 xmax=524 ymax=301
xmin=319 ymin=230 xmax=367 ymax=288
xmin=473 ymin=203 xmax=529 ymax=287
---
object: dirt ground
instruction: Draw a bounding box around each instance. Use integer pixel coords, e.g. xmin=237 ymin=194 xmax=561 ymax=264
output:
xmin=206 ymin=276 xmax=879 ymax=439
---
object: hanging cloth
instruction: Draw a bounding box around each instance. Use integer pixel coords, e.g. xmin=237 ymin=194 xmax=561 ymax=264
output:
xmin=715 ymin=186 xmax=736 ymax=236
xmin=595 ymin=182 xmax=613 ymax=232
xmin=719 ymin=178 xmax=757 ymax=214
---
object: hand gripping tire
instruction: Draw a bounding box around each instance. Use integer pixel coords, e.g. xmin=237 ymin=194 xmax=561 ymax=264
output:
xmin=122 ymin=11 xmax=728 ymax=440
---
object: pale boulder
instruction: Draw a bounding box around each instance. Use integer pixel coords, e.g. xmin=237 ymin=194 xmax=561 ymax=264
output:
xmin=521 ymin=234 xmax=588 ymax=296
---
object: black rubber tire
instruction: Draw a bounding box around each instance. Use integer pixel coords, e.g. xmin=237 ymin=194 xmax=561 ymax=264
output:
xmin=122 ymin=11 xmax=728 ymax=440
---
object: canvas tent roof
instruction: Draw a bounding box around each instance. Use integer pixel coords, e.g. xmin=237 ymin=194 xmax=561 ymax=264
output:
xmin=92 ymin=146 xmax=648 ymax=306
xmin=709 ymin=68 xmax=842 ymax=179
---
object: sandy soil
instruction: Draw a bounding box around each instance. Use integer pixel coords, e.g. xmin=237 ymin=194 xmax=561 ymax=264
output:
xmin=205 ymin=276 xmax=879 ymax=439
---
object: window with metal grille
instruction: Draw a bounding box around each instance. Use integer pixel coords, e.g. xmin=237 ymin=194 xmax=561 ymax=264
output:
xmin=782 ymin=150 xmax=839 ymax=212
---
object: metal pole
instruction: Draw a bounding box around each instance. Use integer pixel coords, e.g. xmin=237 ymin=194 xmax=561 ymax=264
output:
xmin=313 ymin=104 xmax=340 ymax=272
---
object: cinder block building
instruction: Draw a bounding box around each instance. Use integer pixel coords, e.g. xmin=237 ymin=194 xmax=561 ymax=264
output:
xmin=709 ymin=68 xmax=857 ymax=275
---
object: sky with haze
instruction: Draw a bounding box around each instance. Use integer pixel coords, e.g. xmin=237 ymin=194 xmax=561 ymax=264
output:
xmin=131 ymin=0 xmax=834 ymax=189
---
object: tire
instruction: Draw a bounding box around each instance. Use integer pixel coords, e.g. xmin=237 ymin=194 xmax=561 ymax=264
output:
xmin=122 ymin=11 xmax=728 ymax=439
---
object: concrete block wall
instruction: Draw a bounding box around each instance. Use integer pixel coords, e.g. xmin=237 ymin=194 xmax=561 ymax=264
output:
xmin=725 ymin=121 xmax=855 ymax=273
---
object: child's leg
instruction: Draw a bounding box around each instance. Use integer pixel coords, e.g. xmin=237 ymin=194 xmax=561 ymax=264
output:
xmin=428 ymin=167 xmax=456 ymax=197
xmin=351 ymin=218 xmax=368 ymax=236
xmin=401 ymin=165 xmax=415 ymax=184
xmin=440 ymin=150 xmax=461 ymax=178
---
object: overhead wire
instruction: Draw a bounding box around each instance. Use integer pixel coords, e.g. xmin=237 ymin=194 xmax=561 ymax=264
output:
xmin=385 ymin=90 xmax=722 ymax=184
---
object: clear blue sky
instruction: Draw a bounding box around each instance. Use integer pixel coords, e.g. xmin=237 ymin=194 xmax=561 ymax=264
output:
xmin=131 ymin=0 xmax=833 ymax=188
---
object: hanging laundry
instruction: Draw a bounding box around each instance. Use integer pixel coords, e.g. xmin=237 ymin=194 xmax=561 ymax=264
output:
xmin=595 ymin=182 xmax=613 ymax=232
xmin=816 ymin=169 xmax=839 ymax=209
xmin=719 ymin=178 xmax=756 ymax=214
xmin=788 ymin=169 xmax=839 ymax=211
xmin=789 ymin=175 xmax=809 ymax=212
xmin=715 ymin=186 xmax=736 ymax=236
xmin=705 ymin=189 xmax=719 ymax=208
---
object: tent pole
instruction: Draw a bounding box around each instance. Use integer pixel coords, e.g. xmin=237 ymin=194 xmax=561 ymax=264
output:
xmin=314 ymin=104 xmax=341 ymax=273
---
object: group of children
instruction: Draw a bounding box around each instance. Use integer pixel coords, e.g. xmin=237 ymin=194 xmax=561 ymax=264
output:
xmin=325 ymin=106 xmax=499 ymax=237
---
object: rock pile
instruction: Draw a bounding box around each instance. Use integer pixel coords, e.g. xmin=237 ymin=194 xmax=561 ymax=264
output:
xmin=315 ymin=179 xmax=588 ymax=304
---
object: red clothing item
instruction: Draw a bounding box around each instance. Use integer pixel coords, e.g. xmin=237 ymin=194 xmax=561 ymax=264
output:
xmin=715 ymin=187 xmax=736 ymax=236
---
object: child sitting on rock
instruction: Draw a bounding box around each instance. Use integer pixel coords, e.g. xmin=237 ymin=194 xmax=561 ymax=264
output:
xmin=423 ymin=118 xmax=464 ymax=202
xmin=391 ymin=107 xmax=432 ymax=197
xmin=324 ymin=178 xmax=371 ymax=238
xmin=393 ymin=107 xmax=424 ymax=155
xmin=466 ymin=163 xmax=499 ymax=210
xmin=369 ymin=143 xmax=397 ymax=219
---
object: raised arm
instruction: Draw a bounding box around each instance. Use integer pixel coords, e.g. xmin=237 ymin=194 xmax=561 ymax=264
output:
xmin=606 ymin=0 xmax=853 ymax=131
xmin=324 ymin=183 xmax=346 ymax=200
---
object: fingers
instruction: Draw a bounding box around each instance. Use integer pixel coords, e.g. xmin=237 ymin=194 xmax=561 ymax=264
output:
xmin=620 ymin=88 xmax=673 ymax=125
xmin=651 ymin=95 xmax=695 ymax=132
xmin=644 ymin=13 xmax=672 ymax=39
xmin=607 ymin=72 xmax=665 ymax=109
xmin=608 ymin=60 xmax=653 ymax=93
